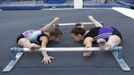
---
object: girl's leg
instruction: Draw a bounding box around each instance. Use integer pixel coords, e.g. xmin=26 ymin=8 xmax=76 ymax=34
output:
xmin=18 ymin=38 xmax=40 ymax=49
xmin=106 ymin=35 xmax=121 ymax=48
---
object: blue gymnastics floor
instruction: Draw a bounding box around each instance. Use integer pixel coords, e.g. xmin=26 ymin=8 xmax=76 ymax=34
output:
xmin=0 ymin=8 xmax=134 ymax=75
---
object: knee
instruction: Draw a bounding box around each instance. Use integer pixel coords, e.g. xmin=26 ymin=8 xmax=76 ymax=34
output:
xmin=18 ymin=38 xmax=29 ymax=46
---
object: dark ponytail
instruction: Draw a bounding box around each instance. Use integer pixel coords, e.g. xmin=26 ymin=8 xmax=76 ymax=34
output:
xmin=71 ymin=23 xmax=86 ymax=36
xmin=75 ymin=23 xmax=81 ymax=27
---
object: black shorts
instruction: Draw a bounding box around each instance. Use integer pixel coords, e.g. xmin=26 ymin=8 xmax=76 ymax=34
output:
xmin=16 ymin=33 xmax=49 ymax=45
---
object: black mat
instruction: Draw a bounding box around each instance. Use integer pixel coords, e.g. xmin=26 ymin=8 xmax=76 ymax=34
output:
xmin=0 ymin=9 xmax=134 ymax=75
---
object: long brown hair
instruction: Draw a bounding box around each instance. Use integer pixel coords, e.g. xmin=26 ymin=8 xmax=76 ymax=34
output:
xmin=49 ymin=24 xmax=63 ymax=38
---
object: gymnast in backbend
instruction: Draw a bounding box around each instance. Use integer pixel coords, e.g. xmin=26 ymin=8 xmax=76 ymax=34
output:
xmin=16 ymin=17 xmax=63 ymax=64
xmin=71 ymin=16 xmax=122 ymax=57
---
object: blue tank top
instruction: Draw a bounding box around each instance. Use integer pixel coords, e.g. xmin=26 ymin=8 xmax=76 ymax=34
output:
xmin=22 ymin=30 xmax=49 ymax=43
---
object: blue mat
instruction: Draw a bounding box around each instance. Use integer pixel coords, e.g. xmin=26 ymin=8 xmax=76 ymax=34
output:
xmin=117 ymin=1 xmax=134 ymax=8
xmin=0 ymin=1 xmax=122 ymax=10
xmin=0 ymin=6 xmax=42 ymax=10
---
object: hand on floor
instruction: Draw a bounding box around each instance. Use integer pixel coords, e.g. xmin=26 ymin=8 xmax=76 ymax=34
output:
xmin=42 ymin=56 xmax=55 ymax=64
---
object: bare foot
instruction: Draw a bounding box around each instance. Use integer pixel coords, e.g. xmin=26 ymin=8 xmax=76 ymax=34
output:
xmin=97 ymin=39 xmax=106 ymax=50
xmin=29 ymin=43 xmax=40 ymax=50
xmin=99 ymin=42 xmax=106 ymax=50
xmin=83 ymin=51 xmax=92 ymax=57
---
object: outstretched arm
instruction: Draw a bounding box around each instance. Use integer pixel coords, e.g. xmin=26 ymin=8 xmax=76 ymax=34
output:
xmin=83 ymin=37 xmax=94 ymax=57
xmin=39 ymin=36 xmax=55 ymax=64
xmin=40 ymin=17 xmax=60 ymax=32
xmin=83 ymin=37 xmax=93 ymax=48
xmin=88 ymin=16 xmax=103 ymax=27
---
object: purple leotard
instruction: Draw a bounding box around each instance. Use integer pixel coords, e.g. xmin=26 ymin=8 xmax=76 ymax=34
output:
xmin=94 ymin=27 xmax=113 ymax=41
xmin=22 ymin=30 xmax=37 ymax=38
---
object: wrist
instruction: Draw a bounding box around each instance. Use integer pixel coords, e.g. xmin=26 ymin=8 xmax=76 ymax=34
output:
xmin=43 ymin=54 xmax=49 ymax=57
xmin=41 ymin=46 xmax=46 ymax=48
xmin=85 ymin=45 xmax=91 ymax=48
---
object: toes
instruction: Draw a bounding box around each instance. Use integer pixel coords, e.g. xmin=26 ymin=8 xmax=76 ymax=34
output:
xmin=30 ymin=44 xmax=40 ymax=49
